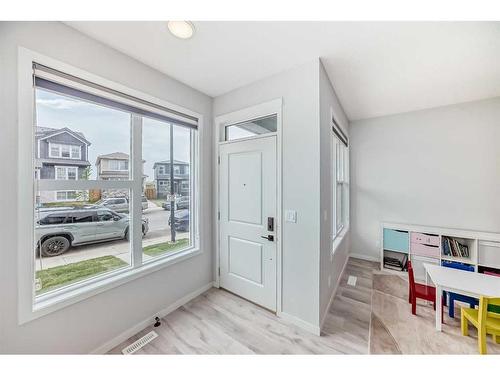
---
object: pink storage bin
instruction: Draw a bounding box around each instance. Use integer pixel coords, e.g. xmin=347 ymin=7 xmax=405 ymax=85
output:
xmin=411 ymin=232 xmax=440 ymax=247
xmin=411 ymin=242 xmax=440 ymax=259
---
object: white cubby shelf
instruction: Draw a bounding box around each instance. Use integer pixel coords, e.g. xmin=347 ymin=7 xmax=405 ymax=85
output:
xmin=380 ymin=222 xmax=500 ymax=281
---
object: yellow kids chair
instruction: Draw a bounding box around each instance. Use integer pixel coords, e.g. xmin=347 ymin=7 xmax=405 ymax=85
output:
xmin=461 ymin=296 xmax=500 ymax=354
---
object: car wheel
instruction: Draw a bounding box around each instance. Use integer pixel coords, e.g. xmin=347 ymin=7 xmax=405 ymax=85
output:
xmin=41 ymin=236 xmax=70 ymax=257
xmin=125 ymin=228 xmax=130 ymax=241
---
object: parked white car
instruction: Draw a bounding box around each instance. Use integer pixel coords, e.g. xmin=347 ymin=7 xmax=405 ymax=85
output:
xmin=97 ymin=196 xmax=149 ymax=212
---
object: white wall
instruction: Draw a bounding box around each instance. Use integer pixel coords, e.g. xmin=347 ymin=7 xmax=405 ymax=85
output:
xmin=0 ymin=22 xmax=213 ymax=353
xmin=214 ymin=61 xmax=322 ymax=327
xmin=350 ymin=97 xmax=500 ymax=261
xmin=214 ymin=60 xmax=351 ymax=330
xmin=318 ymin=62 xmax=350 ymax=325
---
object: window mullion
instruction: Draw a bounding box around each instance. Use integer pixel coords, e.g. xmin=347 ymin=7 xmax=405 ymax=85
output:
xmin=131 ymin=115 xmax=143 ymax=268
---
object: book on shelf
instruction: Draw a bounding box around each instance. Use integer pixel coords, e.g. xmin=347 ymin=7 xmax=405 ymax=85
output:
xmin=442 ymin=236 xmax=469 ymax=258
xmin=383 ymin=252 xmax=408 ymax=271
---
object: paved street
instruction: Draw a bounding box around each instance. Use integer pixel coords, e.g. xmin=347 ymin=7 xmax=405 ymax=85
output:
xmin=35 ymin=201 xmax=189 ymax=271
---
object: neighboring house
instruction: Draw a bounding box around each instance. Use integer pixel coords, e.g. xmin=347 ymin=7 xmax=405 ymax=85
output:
xmin=95 ymin=152 xmax=147 ymax=197
xmin=153 ymin=160 xmax=190 ymax=198
xmin=35 ymin=126 xmax=91 ymax=203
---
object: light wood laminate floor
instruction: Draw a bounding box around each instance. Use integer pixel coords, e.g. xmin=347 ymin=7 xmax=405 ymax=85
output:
xmin=109 ymin=257 xmax=378 ymax=354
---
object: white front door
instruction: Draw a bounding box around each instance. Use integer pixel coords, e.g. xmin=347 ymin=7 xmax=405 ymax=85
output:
xmin=219 ymin=135 xmax=277 ymax=311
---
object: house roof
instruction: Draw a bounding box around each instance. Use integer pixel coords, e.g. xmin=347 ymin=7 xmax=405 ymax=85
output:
xmin=95 ymin=152 xmax=145 ymax=165
xmin=97 ymin=152 xmax=129 ymax=160
xmin=153 ymin=160 xmax=189 ymax=168
xmin=36 ymin=126 xmax=91 ymax=145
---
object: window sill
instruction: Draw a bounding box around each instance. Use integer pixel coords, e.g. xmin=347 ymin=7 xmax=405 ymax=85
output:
xmin=332 ymin=225 xmax=349 ymax=254
xmin=21 ymin=246 xmax=202 ymax=325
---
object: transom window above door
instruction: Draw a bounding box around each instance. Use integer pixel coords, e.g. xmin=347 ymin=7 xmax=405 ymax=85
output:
xmin=225 ymin=114 xmax=277 ymax=141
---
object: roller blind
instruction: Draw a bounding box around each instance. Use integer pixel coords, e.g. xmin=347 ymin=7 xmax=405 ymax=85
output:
xmin=33 ymin=63 xmax=198 ymax=129
xmin=331 ymin=114 xmax=348 ymax=147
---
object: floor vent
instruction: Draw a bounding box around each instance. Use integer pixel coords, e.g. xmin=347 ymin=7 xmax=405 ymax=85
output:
xmin=122 ymin=331 xmax=158 ymax=355
xmin=347 ymin=275 xmax=357 ymax=287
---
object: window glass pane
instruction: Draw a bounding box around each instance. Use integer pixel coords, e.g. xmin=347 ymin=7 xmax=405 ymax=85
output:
xmin=142 ymin=117 xmax=192 ymax=260
xmin=61 ymin=145 xmax=70 ymax=158
xmin=34 ymin=190 xmax=131 ymax=296
xmin=34 ymin=87 xmax=133 ymax=296
xmin=67 ymin=168 xmax=77 ymax=180
xmin=336 ymin=183 xmax=343 ymax=232
xmin=50 ymin=144 xmax=59 ymax=157
xmin=225 ymin=114 xmax=277 ymax=141
xmin=71 ymin=145 xmax=80 ymax=159
xmin=35 ymin=88 xmax=131 ymax=182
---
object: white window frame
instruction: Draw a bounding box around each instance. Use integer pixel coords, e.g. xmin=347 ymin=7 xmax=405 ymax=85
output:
xmin=48 ymin=142 xmax=81 ymax=159
xmin=18 ymin=48 xmax=202 ymax=324
xmin=332 ymin=121 xmax=349 ymax=248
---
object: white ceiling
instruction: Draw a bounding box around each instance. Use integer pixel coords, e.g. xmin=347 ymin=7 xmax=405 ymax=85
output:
xmin=67 ymin=21 xmax=500 ymax=121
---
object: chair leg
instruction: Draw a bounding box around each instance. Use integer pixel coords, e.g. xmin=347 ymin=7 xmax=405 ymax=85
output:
xmin=441 ymin=296 xmax=444 ymax=323
xmin=449 ymin=298 xmax=455 ymax=318
xmin=479 ymin=328 xmax=487 ymax=355
xmin=408 ymin=287 xmax=412 ymax=304
xmin=461 ymin=310 xmax=469 ymax=337
xmin=411 ymin=297 xmax=417 ymax=315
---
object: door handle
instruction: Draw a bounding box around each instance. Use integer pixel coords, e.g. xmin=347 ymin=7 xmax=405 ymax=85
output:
xmin=261 ymin=235 xmax=274 ymax=242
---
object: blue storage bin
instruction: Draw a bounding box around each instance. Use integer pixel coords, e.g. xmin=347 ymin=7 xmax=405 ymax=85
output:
xmin=383 ymin=228 xmax=409 ymax=253
xmin=441 ymin=260 xmax=475 ymax=272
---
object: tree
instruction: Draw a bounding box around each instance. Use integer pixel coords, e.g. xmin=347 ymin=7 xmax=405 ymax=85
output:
xmin=76 ymin=166 xmax=92 ymax=202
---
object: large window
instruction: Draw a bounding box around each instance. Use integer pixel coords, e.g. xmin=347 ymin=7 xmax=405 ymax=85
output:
xmin=49 ymin=143 xmax=81 ymax=159
xmin=30 ymin=62 xmax=198 ymax=306
xmin=108 ymin=159 xmax=128 ymax=171
xmin=332 ymin=131 xmax=349 ymax=240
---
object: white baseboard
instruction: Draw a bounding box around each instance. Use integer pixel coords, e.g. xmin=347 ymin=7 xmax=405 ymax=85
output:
xmin=349 ymin=252 xmax=380 ymax=263
xmin=277 ymin=311 xmax=321 ymax=336
xmin=319 ymin=254 xmax=349 ymax=330
xmin=90 ymin=282 xmax=214 ymax=354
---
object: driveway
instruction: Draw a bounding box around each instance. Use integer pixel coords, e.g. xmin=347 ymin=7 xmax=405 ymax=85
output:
xmin=36 ymin=202 xmax=189 ymax=271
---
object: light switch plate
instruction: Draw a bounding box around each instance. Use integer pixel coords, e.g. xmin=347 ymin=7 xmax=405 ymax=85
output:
xmin=285 ymin=210 xmax=297 ymax=223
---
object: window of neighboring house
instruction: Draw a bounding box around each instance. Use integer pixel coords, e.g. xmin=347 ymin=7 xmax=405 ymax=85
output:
xmin=24 ymin=59 xmax=199 ymax=320
xmin=55 ymin=166 xmax=78 ymax=180
xmin=56 ymin=190 xmax=78 ymax=201
xmin=158 ymin=165 xmax=165 ymax=174
xmin=332 ymin=127 xmax=349 ymax=242
xmin=49 ymin=143 xmax=81 ymax=159
xmin=108 ymin=159 xmax=128 ymax=171
xmin=174 ymin=165 xmax=180 ymax=174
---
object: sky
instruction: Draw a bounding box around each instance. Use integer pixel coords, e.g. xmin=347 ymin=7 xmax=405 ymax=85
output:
xmin=35 ymin=89 xmax=191 ymax=181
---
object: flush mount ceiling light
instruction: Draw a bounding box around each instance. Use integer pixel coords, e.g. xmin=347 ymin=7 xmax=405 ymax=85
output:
xmin=167 ymin=21 xmax=195 ymax=39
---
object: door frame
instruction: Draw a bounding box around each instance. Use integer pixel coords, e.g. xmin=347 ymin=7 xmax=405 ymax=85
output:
xmin=214 ymin=98 xmax=283 ymax=314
